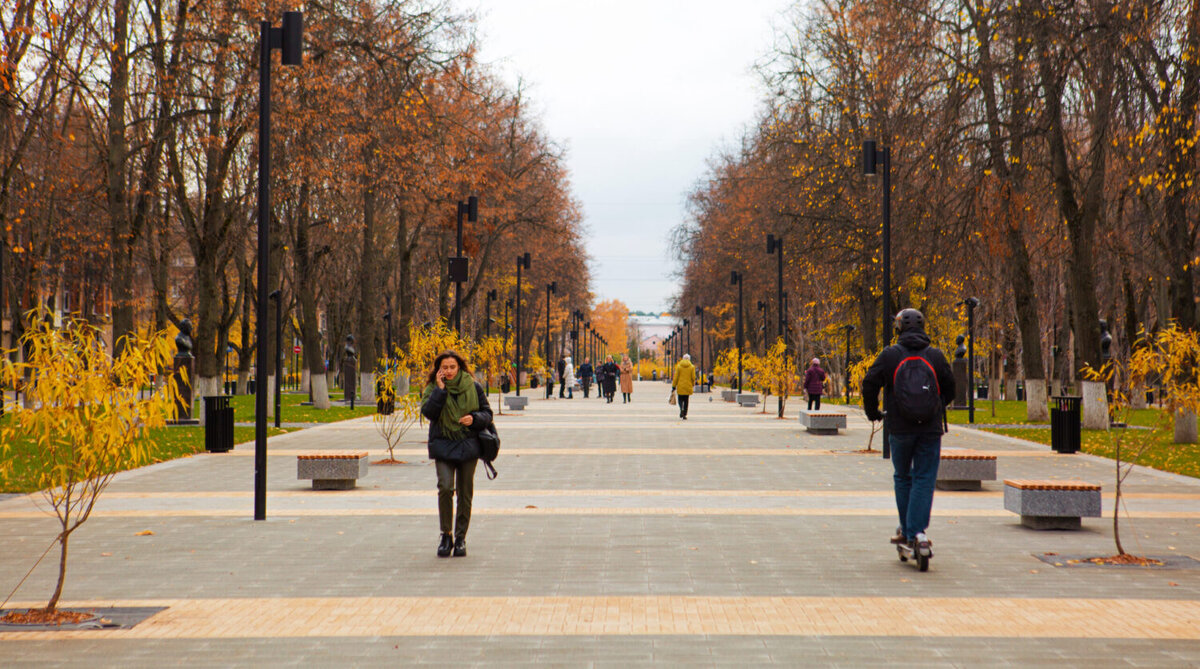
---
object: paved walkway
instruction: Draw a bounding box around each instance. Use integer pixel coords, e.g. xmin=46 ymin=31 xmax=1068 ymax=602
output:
xmin=1 ymin=380 xmax=1199 ymax=666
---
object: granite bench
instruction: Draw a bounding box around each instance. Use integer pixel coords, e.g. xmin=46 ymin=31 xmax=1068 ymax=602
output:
xmin=1003 ymin=479 xmax=1101 ymax=529
xmin=797 ymin=410 xmax=847 ymax=435
xmin=721 ymin=389 xmax=737 ymax=402
xmin=936 ymin=450 xmax=997 ymax=490
xmin=503 ymin=396 xmax=529 ymax=410
xmin=737 ymin=393 xmax=760 ymax=408
xmin=297 ymin=452 xmax=369 ymax=490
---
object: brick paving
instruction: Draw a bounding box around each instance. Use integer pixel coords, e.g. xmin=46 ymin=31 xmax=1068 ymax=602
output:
xmin=1 ymin=380 xmax=1199 ymax=666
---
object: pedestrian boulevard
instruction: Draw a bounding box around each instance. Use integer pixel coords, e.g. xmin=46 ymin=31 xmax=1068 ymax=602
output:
xmin=2 ymin=380 xmax=1199 ymax=665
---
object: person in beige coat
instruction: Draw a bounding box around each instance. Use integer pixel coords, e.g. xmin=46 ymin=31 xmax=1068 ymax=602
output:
xmin=619 ymin=354 xmax=635 ymax=403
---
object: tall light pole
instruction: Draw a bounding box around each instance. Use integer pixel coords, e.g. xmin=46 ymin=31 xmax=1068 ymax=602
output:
xmin=767 ymin=233 xmax=784 ymax=339
xmin=965 ymin=297 xmax=979 ymax=424
xmin=731 ymin=271 xmax=744 ymax=391
xmin=684 ymin=318 xmax=691 ymax=360
xmin=383 ymin=297 xmax=392 ymax=368
xmin=545 ymin=281 xmax=556 ymax=398
xmin=485 ymin=289 xmax=496 ymax=394
xmin=695 ymin=305 xmax=705 ymax=385
xmin=514 ymin=252 xmax=530 ymax=395
xmin=451 ymin=196 xmax=478 ymax=335
xmin=270 ymin=289 xmax=282 ymax=429
xmin=255 ymin=10 xmax=302 ymax=521
xmin=863 ymin=139 xmax=892 ymax=343
xmin=757 ymin=300 xmax=768 ymax=350
xmin=844 ymin=324 xmax=855 ymax=404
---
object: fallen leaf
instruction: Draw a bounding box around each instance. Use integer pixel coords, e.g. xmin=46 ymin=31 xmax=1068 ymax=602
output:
xmin=100 ymin=552 xmax=112 ymax=557
xmin=1030 ymin=569 xmax=1039 ymax=574
xmin=900 ymin=578 xmax=911 ymax=583
xmin=525 ymin=505 xmax=537 ymax=509
xmin=1043 ymin=552 xmax=1058 ymax=556
xmin=749 ymin=560 xmax=758 ymax=564
xmin=134 ymin=530 xmax=154 ymax=536
xmin=1169 ymin=582 xmax=1179 ymax=587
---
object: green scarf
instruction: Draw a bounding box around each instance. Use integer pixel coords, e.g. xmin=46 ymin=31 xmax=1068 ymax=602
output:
xmin=425 ymin=370 xmax=479 ymax=439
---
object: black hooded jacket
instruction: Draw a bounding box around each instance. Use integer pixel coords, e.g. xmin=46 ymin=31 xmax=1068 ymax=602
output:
xmin=861 ymin=330 xmax=956 ymax=435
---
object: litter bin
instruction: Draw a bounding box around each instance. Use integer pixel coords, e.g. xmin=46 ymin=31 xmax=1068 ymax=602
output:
xmin=1050 ymin=396 xmax=1082 ymax=453
xmin=977 ymin=384 xmax=988 ymax=399
xmin=204 ymin=395 xmax=234 ymax=453
xmin=1016 ymin=383 xmax=1025 ymax=401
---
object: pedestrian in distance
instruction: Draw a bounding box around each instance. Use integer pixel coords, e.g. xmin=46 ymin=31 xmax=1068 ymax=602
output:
xmin=672 ymin=353 xmax=696 ymax=419
xmin=421 ymin=350 xmax=494 ymax=558
xmin=601 ymin=355 xmax=619 ymax=403
xmin=557 ymin=357 xmax=567 ymax=398
xmin=563 ymin=356 xmax=575 ymax=399
xmin=619 ymin=354 xmax=634 ymax=403
xmin=578 ymin=357 xmax=594 ymax=398
xmin=861 ymin=308 xmax=955 ymax=561
xmin=804 ymin=358 xmax=827 ymax=410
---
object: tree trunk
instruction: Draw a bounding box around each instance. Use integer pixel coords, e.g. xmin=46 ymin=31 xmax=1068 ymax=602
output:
xmin=45 ymin=529 xmax=71 ymax=613
xmin=294 ymin=181 xmax=330 ymax=410
xmin=356 ymin=182 xmax=378 ymax=403
xmin=1174 ymin=410 xmax=1198 ymax=444
xmin=106 ymin=0 xmax=133 ymax=357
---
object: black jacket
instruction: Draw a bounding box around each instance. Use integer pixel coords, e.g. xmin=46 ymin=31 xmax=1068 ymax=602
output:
xmin=861 ymin=330 xmax=955 ymax=435
xmin=577 ymin=363 xmax=594 ymax=381
xmin=421 ymin=381 xmax=493 ymax=462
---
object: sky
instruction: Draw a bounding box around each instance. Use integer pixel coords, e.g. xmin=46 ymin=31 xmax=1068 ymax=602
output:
xmin=467 ymin=0 xmax=793 ymax=314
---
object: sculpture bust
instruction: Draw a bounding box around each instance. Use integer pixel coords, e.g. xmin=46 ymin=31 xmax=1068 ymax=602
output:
xmin=175 ymin=319 xmax=194 ymax=356
xmin=1099 ymin=320 xmax=1112 ymax=363
xmin=344 ymin=334 xmax=357 ymax=360
xmin=954 ymin=334 xmax=967 ymax=360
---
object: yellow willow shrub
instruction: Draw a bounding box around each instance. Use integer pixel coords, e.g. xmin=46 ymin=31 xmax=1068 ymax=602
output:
xmin=1129 ymin=325 xmax=1200 ymax=444
xmin=372 ymin=360 xmax=421 ymax=462
xmin=754 ymin=338 xmax=797 ymax=417
xmin=0 ymin=315 xmax=180 ymax=612
xmin=406 ymin=321 xmax=472 ymax=395
xmin=713 ymin=348 xmax=740 ymax=386
xmin=849 ymin=355 xmax=877 ymax=403
xmin=472 ymin=334 xmax=510 ymax=388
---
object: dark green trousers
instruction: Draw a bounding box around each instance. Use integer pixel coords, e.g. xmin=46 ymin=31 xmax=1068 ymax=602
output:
xmin=436 ymin=459 xmax=477 ymax=539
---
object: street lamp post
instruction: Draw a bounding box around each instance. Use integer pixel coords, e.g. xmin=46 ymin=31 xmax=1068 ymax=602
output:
xmin=545 ymin=281 xmax=556 ymax=399
xmin=451 ymin=196 xmax=478 ymax=335
xmin=504 ymin=298 xmax=512 ymax=393
xmin=383 ymin=298 xmax=392 ymax=369
xmin=684 ymin=319 xmax=691 ymax=361
xmin=695 ymin=305 xmax=705 ymax=386
xmin=965 ymin=297 xmax=979 ymax=424
xmin=485 ymin=289 xmax=496 ymax=394
xmin=767 ymin=234 xmax=784 ymax=339
xmin=514 ymin=252 xmax=530 ymax=396
xmin=844 ymin=324 xmax=855 ymax=404
xmin=255 ymin=10 xmax=302 ymax=521
xmin=731 ymin=271 xmax=744 ymax=392
xmin=269 ymin=290 xmax=282 ymax=429
xmin=758 ymin=300 xmax=768 ymax=350
xmin=862 ymin=139 xmax=893 ymax=343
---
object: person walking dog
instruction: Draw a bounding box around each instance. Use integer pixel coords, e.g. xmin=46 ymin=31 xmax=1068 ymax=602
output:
xmin=672 ymin=353 xmax=696 ymax=419
xmin=421 ymin=350 xmax=493 ymax=558
xmin=619 ymin=354 xmax=635 ymax=403
xmin=861 ymin=309 xmax=955 ymax=559
xmin=804 ymin=358 xmax=827 ymax=410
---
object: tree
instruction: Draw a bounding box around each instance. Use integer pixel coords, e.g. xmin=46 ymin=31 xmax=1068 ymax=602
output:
xmin=373 ymin=360 xmax=420 ymax=464
xmin=0 ymin=314 xmax=179 ymax=616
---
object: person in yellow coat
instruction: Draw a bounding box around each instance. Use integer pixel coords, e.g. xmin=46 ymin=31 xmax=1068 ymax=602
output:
xmin=672 ymin=354 xmax=696 ymax=419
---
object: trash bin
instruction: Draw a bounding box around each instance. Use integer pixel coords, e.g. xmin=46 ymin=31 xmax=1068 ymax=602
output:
xmin=1016 ymin=383 xmax=1025 ymax=401
xmin=204 ymin=395 xmax=234 ymax=453
xmin=1050 ymin=396 xmax=1082 ymax=454
xmin=977 ymin=384 xmax=988 ymax=399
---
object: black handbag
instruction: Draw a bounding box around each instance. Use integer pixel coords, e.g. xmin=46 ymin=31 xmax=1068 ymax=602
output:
xmin=478 ymin=423 xmax=500 ymax=479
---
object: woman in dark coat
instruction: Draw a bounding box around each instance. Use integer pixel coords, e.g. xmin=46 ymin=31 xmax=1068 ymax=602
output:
xmin=803 ymin=357 xmax=827 ymax=410
xmin=601 ymin=355 xmax=619 ymax=403
xmin=421 ymin=350 xmax=493 ymax=558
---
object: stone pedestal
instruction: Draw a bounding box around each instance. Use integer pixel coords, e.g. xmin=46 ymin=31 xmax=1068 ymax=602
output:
xmin=1174 ymin=410 xmax=1198 ymax=444
xmin=1005 ymin=378 xmax=1018 ymax=402
xmin=1080 ymin=381 xmax=1109 ymax=430
xmin=952 ymin=359 xmax=969 ymax=409
xmin=168 ymin=353 xmax=199 ymax=425
xmin=1024 ymin=379 xmax=1049 ymax=421
xmin=341 ymin=358 xmax=357 ymax=402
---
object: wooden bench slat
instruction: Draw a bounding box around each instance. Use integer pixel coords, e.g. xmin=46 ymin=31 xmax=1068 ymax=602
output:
xmin=297 ymin=452 xmax=368 ymax=460
xmin=1004 ymin=479 xmax=1100 ymax=491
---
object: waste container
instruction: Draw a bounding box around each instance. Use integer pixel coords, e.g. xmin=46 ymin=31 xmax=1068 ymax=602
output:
xmin=204 ymin=395 xmax=234 ymax=453
xmin=977 ymin=384 xmax=988 ymax=399
xmin=1016 ymin=383 xmax=1025 ymax=401
xmin=1050 ymin=396 xmax=1082 ymax=454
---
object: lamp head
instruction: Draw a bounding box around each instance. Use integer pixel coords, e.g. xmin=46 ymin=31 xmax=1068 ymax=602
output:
xmin=965 ymin=297 xmax=980 ymax=309
xmin=521 ymin=252 xmax=531 ymax=269
xmin=269 ymin=289 xmax=280 ymax=301
xmin=487 ymin=289 xmax=497 ymax=301
xmin=862 ymin=139 xmax=877 ymax=175
xmin=549 ymin=281 xmax=557 ymax=293
xmin=467 ymin=195 xmax=478 ymax=222
xmin=730 ymin=271 xmax=740 ymax=285
xmin=695 ymin=305 xmax=703 ymax=316
xmin=281 ymin=12 xmax=303 ymax=66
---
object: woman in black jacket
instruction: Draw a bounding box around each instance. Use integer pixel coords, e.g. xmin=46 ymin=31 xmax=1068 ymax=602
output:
xmin=421 ymin=350 xmax=493 ymax=558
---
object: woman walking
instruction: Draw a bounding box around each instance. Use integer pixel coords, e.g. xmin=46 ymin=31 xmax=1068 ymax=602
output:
xmin=672 ymin=354 xmax=696 ymax=419
xmin=619 ymin=354 xmax=635 ymax=403
xmin=804 ymin=358 xmax=827 ymax=410
xmin=421 ymin=350 xmax=493 ymax=558
xmin=601 ymin=355 xmax=619 ymax=403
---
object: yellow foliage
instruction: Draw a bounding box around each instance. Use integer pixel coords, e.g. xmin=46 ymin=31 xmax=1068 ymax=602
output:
xmin=372 ymin=361 xmax=421 ymax=461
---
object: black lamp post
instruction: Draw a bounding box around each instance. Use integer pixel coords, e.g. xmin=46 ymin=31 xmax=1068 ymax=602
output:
xmin=965 ymin=297 xmax=979 ymax=424
xmin=269 ymin=290 xmax=282 ymax=429
xmin=545 ymin=281 xmax=556 ymax=398
xmin=514 ymin=252 xmax=530 ymax=395
xmin=862 ymin=139 xmax=892 ymax=343
xmin=684 ymin=318 xmax=691 ymax=362
xmin=767 ymin=233 xmax=784 ymax=339
xmin=451 ymin=196 xmax=478 ymax=335
xmin=485 ymin=289 xmax=496 ymax=394
xmin=254 ymin=9 xmax=302 ymax=521
xmin=694 ymin=305 xmax=705 ymax=383
xmin=844 ymin=324 xmax=855 ymax=404
xmin=504 ymin=298 xmax=512 ymax=391
xmin=383 ymin=299 xmax=392 ymax=368
xmin=731 ymin=271 xmax=744 ymax=392
xmin=757 ymin=300 xmax=768 ymax=350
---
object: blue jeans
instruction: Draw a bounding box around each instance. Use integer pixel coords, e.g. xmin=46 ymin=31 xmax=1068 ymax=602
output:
xmin=889 ymin=432 xmax=941 ymax=540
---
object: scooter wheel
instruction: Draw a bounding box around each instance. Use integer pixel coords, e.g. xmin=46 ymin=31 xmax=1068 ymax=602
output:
xmin=897 ymin=547 xmax=907 ymax=562
xmin=917 ymin=553 xmax=929 ymax=572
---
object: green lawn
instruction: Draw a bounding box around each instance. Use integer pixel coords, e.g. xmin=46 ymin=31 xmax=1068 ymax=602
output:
xmin=987 ymin=425 xmax=1200 ymax=479
xmin=2 ymin=425 xmax=294 ymax=494
xmin=226 ymin=392 xmax=379 ymax=423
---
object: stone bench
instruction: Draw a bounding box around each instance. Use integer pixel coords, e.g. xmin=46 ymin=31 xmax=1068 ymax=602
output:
xmin=297 ymin=452 xmax=369 ymax=490
xmin=721 ymin=389 xmax=737 ymax=402
xmin=503 ymin=396 xmax=530 ymax=410
xmin=798 ymin=410 xmax=847 ymax=435
xmin=1003 ymin=479 xmax=1101 ymax=530
xmin=736 ymin=393 xmax=759 ymax=408
xmin=936 ymin=450 xmax=997 ymax=491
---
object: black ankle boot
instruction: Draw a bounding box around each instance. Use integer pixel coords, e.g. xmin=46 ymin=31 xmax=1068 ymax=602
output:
xmin=452 ymin=537 xmax=467 ymax=557
xmin=437 ymin=533 xmax=453 ymax=557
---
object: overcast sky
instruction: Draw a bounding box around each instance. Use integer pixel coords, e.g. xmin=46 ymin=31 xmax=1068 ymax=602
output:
xmin=468 ymin=0 xmax=792 ymax=314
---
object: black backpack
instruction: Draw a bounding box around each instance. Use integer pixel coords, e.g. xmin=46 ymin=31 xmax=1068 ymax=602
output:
xmin=891 ymin=349 xmax=942 ymax=424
